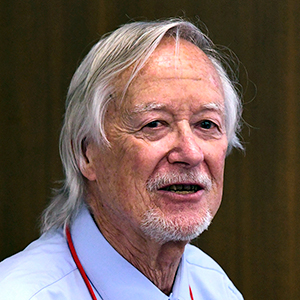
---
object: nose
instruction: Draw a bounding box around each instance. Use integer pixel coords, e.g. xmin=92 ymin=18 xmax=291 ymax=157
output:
xmin=167 ymin=124 xmax=204 ymax=168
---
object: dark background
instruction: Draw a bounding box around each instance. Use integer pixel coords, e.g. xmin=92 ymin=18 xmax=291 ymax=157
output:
xmin=1 ymin=1 xmax=300 ymax=299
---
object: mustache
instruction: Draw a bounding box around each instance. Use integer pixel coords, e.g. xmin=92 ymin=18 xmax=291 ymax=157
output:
xmin=146 ymin=170 xmax=212 ymax=192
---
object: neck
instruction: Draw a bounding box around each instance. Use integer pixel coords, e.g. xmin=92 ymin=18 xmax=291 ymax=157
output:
xmin=90 ymin=205 xmax=187 ymax=295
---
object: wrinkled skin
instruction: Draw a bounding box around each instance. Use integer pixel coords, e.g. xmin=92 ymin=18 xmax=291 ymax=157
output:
xmin=80 ymin=37 xmax=228 ymax=294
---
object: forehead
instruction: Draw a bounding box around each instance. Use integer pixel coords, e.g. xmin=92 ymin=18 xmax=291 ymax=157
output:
xmin=137 ymin=37 xmax=221 ymax=85
xmin=116 ymin=37 xmax=224 ymax=109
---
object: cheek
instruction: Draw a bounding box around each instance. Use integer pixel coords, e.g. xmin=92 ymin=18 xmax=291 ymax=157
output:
xmin=207 ymin=157 xmax=225 ymax=185
xmin=207 ymin=148 xmax=227 ymax=215
xmin=122 ymin=138 xmax=165 ymax=176
xmin=105 ymin=143 xmax=159 ymax=219
xmin=101 ymin=139 xmax=154 ymax=204
xmin=206 ymin=141 xmax=227 ymax=179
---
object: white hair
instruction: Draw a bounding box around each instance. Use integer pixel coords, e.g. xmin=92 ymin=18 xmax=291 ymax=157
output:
xmin=41 ymin=19 xmax=243 ymax=233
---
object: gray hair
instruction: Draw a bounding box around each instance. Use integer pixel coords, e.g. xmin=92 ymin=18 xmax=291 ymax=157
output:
xmin=41 ymin=19 xmax=243 ymax=233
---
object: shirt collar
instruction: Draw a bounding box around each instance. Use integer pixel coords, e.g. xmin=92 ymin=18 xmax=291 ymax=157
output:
xmin=70 ymin=205 xmax=191 ymax=300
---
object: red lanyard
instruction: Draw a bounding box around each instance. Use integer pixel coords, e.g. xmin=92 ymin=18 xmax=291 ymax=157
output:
xmin=66 ymin=226 xmax=194 ymax=300
xmin=66 ymin=226 xmax=98 ymax=300
xmin=189 ymin=286 xmax=194 ymax=300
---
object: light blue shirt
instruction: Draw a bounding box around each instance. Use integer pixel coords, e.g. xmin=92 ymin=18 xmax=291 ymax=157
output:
xmin=0 ymin=206 xmax=243 ymax=299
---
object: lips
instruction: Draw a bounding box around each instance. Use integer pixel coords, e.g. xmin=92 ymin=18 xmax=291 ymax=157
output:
xmin=159 ymin=184 xmax=203 ymax=194
xmin=146 ymin=171 xmax=212 ymax=194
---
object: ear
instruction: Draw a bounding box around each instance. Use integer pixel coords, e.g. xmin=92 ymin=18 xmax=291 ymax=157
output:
xmin=79 ymin=140 xmax=98 ymax=181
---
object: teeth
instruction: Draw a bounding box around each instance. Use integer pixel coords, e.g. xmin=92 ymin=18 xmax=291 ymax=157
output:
xmin=165 ymin=184 xmax=200 ymax=193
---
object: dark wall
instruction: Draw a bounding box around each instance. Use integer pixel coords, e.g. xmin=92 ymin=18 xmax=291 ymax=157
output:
xmin=1 ymin=1 xmax=300 ymax=299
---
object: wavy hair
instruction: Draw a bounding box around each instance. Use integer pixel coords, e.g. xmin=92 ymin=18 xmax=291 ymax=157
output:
xmin=41 ymin=19 xmax=243 ymax=232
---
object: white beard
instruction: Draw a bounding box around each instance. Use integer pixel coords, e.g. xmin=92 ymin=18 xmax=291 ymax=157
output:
xmin=140 ymin=208 xmax=212 ymax=244
xmin=141 ymin=170 xmax=213 ymax=243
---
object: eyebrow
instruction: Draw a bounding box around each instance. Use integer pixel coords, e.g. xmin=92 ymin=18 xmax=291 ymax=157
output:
xmin=202 ymin=102 xmax=225 ymax=114
xmin=132 ymin=101 xmax=225 ymax=115
xmin=132 ymin=103 xmax=166 ymax=114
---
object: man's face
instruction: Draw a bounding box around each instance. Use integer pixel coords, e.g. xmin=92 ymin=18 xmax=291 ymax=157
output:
xmin=83 ymin=38 xmax=228 ymax=244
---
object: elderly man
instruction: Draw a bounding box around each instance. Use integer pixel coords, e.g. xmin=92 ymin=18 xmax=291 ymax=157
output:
xmin=0 ymin=19 xmax=243 ymax=299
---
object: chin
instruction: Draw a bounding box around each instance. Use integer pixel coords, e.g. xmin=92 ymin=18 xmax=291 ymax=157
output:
xmin=140 ymin=208 xmax=213 ymax=244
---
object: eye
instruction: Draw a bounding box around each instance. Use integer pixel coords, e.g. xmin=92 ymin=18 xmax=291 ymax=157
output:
xmin=199 ymin=120 xmax=217 ymax=129
xmin=139 ymin=120 xmax=169 ymax=141
xmin=143 ymin=120 xmax=164 ymax=129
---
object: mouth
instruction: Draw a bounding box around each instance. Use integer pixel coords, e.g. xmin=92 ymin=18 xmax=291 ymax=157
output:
xmin=159 ymin=184 xmax=203 ymax=194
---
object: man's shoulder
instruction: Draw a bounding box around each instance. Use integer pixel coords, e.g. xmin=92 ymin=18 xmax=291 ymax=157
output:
xmin=0 ymin=230 xmax=82 ymax=300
